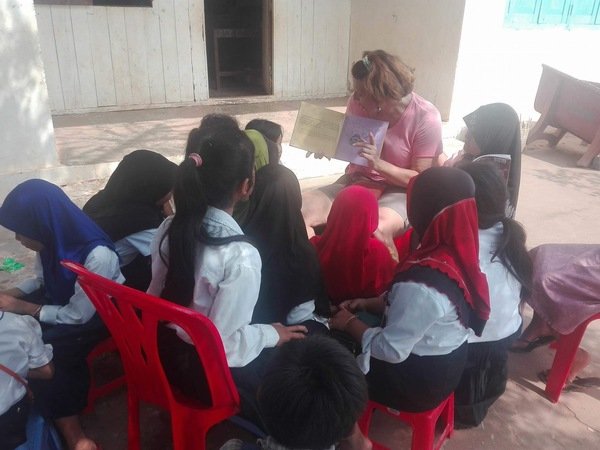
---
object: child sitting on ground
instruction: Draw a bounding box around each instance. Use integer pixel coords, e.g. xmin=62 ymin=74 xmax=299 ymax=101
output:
xmin=0 ymin=311 xmax=54 ymax=449
xmin=221 ymin=336 xmax=370 ymax=450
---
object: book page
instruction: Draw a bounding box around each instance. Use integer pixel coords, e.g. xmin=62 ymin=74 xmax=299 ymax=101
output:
xmin=289 ymin=102 xmax=344 ymax=158
xmin=335 ymin=114 xmax=389 ymax=166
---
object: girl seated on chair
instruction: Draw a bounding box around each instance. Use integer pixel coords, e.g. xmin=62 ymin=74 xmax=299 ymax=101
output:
xmin=147 ymin=128 xmax=306 ymax=419
xmin=0 ymin=179 xmax=124 ymax=450
xmin=0 ymin=311 xmax=54 ymax=449
xmin=330 ymin=167 xmax=490 ymax=412
xmin=454 ymin=162 xmax=532 ymax=427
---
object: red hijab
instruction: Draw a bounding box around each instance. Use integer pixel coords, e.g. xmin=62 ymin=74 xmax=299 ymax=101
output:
xmin=400 ymin=167 xmax=490 ymax=335
xmin=311 ymin=186 xmax=396 ymax=305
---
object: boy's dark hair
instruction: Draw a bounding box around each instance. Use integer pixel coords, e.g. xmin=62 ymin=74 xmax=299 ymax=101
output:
xmin=184 ymin=115 xmax=240 ymax=157
xmin=245 ymin=119 xmax=283 ymax=143
xmin=161 ymin=128 xmax=254 ymax=306
xmin=200 ymin=113 xmax=239 ymax=131
xmin=258 ymin=336 xmax=367 ymax=449
xmin=461 ymin=162 xmax=532 ymax=298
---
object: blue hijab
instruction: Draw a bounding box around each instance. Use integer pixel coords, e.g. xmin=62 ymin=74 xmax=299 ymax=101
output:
xmin=0 ymin=179 xmax=116 ymax=305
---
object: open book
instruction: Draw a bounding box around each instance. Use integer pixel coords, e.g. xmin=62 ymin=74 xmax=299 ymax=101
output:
xmin=473 ymin=154 xmax=511 ymax=185
xmin=290 ymin=102 xmax=389 ymax=167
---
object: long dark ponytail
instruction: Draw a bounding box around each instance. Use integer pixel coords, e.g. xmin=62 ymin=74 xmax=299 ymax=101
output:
xmin=461 ymin=162 xmax=532 ymax=298
xmin=160 ymin=128 xmax=255 ymax=306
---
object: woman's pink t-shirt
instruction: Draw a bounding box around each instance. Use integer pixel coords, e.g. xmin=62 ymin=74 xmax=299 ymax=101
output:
xmin=346 ymin=93 xmax=442 ymax=182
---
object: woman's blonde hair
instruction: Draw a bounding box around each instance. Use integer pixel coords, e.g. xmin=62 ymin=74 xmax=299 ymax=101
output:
xmin=351 ymin=50 xmax=415 ymax=101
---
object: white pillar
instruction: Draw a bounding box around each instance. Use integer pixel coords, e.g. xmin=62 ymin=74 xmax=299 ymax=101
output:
xmin=0 ymin=0 xmax=57 ymax=175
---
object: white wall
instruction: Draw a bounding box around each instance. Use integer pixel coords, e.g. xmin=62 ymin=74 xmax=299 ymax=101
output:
xmin=349 ymin=0 xmax=466 ymax=120
xmin=34 ymin=0 xmax=208 ymax=113
xmin=0 ymin=0 xmax=57 ymax=173
xmin=273 ymin=0 xmax=351 ymax=98
xmin=451 ymin=0 xmax=600 ymax=122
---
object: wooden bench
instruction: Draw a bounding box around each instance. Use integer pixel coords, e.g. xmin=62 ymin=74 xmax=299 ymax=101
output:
xmin=526 ymin=65 xmax=600 ymax=168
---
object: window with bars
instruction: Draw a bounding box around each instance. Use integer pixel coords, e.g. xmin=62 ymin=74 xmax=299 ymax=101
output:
xmin=505 ymin=0 xmax=600 ymax=27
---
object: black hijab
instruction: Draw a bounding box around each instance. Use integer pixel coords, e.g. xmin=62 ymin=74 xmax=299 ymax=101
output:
xmin=84 ymin=150 xmax=177 ymax=241
xmin=462 ymin=103 xmax=522 ymax=217
xmin=242 ymin=165 xmax=328 ymax=323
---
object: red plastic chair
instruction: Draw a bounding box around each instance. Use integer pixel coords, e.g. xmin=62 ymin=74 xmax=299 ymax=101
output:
xmin=545 ymin=313 xmax=600 ymax=403
xmin=63 ymin=261 xmax=240 ymax=450
xmin=84 ymin=336 xmax=126 ymax=414
xmin=358 ymin=393 xmax=454 ymax=450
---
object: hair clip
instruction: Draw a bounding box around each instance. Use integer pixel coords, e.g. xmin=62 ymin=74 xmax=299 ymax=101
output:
xmin=188 ymin=153 xmax=203 ymax=167
xmin=362 ymin=55 xmax=371 ymax=71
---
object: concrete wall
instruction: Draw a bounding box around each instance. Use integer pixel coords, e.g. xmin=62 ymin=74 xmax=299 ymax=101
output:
xmin=451 ymin=0 xmax=600 ymax=122
xmin=0 ymin=0 xmax=57 ymax=174
xmin=349 ymin=0 xmax=466 ymax=120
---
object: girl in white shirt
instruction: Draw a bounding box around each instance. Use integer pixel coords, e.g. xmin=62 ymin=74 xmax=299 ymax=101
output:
xmin=0 ymin=311 xmax=54 ymax=449
xmin=331 ymin=167 xmax=491 ymax=412
xmin=147 ymin=128 xmax=306 ymax=419
xmin=0 ymin=179 xmax=123 ymax=450
xmin=454 ymin=162 xmax=532 ymax=427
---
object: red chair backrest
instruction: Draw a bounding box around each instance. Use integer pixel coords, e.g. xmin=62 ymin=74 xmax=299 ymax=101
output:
xmin=62 ymin=260 xmax=240 ymax=411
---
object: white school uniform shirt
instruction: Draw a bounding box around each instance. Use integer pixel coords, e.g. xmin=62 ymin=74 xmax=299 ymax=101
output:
xmin=115 ymin=229 xmax=155 ymax=266
xmin=15 ymin=246 xmax=124 ymax=325
xmin=147 ymin=207 xmax=279 ymax=368
xmin=358 ymin=281 xmax=469 ymax=374
xmin=0 ymin=312 xmax=53 ymax=415
xmin=468 ymin=222 xmax=522 ymax=343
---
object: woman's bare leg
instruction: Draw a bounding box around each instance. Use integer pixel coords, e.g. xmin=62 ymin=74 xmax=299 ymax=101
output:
xmin=301 ymin=189 xmax=333 ymax=238
xmin=375 ymin=207 xmax=406 ymax=262
xmin=54 ymin=416 xmax=97 ymax=450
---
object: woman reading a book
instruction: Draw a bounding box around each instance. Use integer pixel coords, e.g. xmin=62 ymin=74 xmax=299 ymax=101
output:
xmin=301 ymin=50 xmax=443 ymax=259
xmin=440 ymin=103 xmax=522 ymax=217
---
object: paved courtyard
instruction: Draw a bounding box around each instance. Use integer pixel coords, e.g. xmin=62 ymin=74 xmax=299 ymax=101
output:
xmin=0 ymin=98 xmax=599 ymax=449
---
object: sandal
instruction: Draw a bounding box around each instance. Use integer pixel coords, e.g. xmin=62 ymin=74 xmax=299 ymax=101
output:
xmin=509 ymin=335 xmax=556 ymax=353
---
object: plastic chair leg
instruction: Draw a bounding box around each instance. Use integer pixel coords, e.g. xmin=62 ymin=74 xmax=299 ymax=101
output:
xmin=127 ymin=393 xmax=141 ymax=450
xmin=545 ymin=323 xmax=587 ymax=403
xmin=410 ymin=421 xmax=435 ymax=450
xmin=170 ymin=410 xmax=208 ymax=450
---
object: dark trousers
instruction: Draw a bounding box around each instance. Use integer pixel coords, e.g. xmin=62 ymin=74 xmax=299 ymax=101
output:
xmin=454 ymin=330 xmax=520 ymax=427
xmin=367 ymin=342 xmax=468 ymax=413
xmin=157 ymin=325 xmax=272 ymax=428
xmin=24 ymin=290 xmax=107 ymax=419
xmin=0 ymin=395 xmax=29 ymax=450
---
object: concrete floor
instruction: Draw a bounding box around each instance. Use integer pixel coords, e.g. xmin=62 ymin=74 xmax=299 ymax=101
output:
xmin=1 ymin=98 xmax=599 ymax=449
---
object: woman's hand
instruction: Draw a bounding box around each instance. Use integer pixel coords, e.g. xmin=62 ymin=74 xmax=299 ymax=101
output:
xmin=354 ymin=133 xmax=381 ymax=171
xmin=272 ymin=323 xmax=308 ymax=345
xmin=305 ymin=151 xmax=330 ymax=161
xmin=0 ymin=294 xmax=38 ymax=316
xmin=329 ymin=308 xmax=357 ymax=331
xmin=339 ymin=298 xmax=367 ymax=313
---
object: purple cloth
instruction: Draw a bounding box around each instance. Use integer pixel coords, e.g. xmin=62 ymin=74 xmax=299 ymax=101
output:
xmin=527 ymin=244 xmax=600 ymax=335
